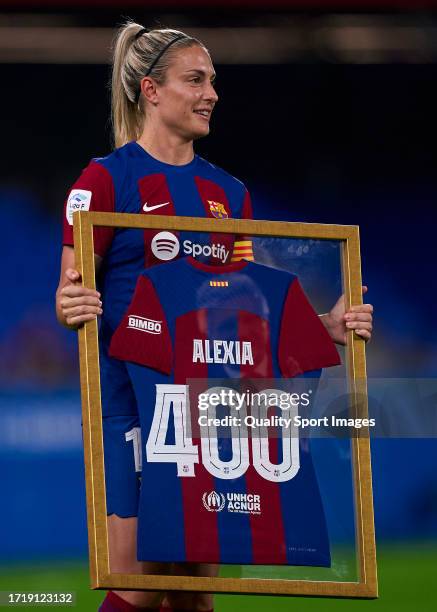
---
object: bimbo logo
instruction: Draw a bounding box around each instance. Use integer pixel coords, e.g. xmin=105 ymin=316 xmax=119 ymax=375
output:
xmin=128 ymin=316 xmax=162 ymax=335
xmin=202 ymin=491 xmax=225 ymax=512
xmin=151 ymin=232 xmax=180 ymax=261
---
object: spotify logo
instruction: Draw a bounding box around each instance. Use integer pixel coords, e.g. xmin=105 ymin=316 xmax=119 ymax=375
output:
xmin=151 ymin=232 xmax=180 ymax=261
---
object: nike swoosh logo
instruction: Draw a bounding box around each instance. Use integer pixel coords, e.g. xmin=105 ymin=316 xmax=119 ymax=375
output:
xmin=143 ymin=201 xmax=170 ymax=212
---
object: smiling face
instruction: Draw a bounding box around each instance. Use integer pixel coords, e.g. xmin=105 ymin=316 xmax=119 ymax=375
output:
xmin=152 ymin=44 xmax=218 ymax=142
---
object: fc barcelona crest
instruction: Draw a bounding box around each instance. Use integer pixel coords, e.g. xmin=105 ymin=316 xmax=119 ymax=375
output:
xmin=208 ymin=200 xmax=228 ymax=219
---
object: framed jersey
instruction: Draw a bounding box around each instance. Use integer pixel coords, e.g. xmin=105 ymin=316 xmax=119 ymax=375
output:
xmin=73 ymin=211 xmax=377 ymax=598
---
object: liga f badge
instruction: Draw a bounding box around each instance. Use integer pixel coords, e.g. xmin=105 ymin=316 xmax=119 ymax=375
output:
xmin=208 ymin=200 xmax=228 ymax=219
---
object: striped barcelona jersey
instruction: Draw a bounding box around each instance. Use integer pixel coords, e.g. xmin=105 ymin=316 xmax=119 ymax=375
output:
xmin=109 ymin=258 xmax=341 ymax=566
xmin=62 ymin=140 xmax=254 ymax=334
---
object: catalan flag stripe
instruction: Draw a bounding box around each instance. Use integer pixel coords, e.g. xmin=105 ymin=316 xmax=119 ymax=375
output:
xmin=231 ymin=239 xmax=254 ymax=262
xmin=231 ymin=256 xmax=255 ymax=262
xmin=231 ymin=243 xmax=254 ymax=262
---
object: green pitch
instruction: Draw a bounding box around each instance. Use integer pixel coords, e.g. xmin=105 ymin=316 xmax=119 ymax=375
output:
xmin=0 ymin=543 xmax=435 ymax=611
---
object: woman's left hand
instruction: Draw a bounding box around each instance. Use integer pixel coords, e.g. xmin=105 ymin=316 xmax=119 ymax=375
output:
xmin=321 ymin=286 xmax=373 ymax=345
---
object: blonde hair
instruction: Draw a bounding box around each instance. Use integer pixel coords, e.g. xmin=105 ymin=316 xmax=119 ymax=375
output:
xmin=111 ymin=20 xmax=205 ymax=149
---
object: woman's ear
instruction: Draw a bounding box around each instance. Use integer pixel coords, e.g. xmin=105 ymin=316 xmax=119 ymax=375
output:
xmin=140 ymin=76 xmax=159 ymax=105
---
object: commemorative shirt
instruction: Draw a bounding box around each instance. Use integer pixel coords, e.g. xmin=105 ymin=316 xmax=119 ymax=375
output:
xmin=110 ymin=257 xmax=341 ymax=566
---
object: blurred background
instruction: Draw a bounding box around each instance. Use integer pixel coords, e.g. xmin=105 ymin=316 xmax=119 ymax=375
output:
xmin=0 ymin=0 xmax=436 ymax=610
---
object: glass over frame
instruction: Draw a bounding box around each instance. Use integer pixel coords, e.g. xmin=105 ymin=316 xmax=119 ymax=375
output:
xmin=73 ymin=211 xmax=377 ymax=598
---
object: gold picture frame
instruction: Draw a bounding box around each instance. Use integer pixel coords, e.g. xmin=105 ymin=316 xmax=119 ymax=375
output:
xmin=73 ymin=211 xmax=377 ymax=598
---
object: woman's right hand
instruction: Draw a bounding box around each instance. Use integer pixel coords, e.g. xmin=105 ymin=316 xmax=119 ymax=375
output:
xmin=58 ymin=268 xmax=102 ymax=328
xmin=56 ymin=247 xmax=102 ymax=330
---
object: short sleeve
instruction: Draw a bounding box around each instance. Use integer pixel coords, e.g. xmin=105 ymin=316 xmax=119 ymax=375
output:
xmin=241 ymin=189 xmax=253 ymax=220
xmin=62 ymin=160 xmax=115 ymax=257
xmin=109 ymin=275 xmax=173 ymax=375
xmin=231 ymin=189 xmax=254 ymax=262
xmin=279 ymin=278 xmax=341 ymax=377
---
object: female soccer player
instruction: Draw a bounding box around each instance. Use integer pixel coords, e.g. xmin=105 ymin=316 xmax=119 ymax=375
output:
xmin=56 ymin=20 xmax=373 ymax=612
